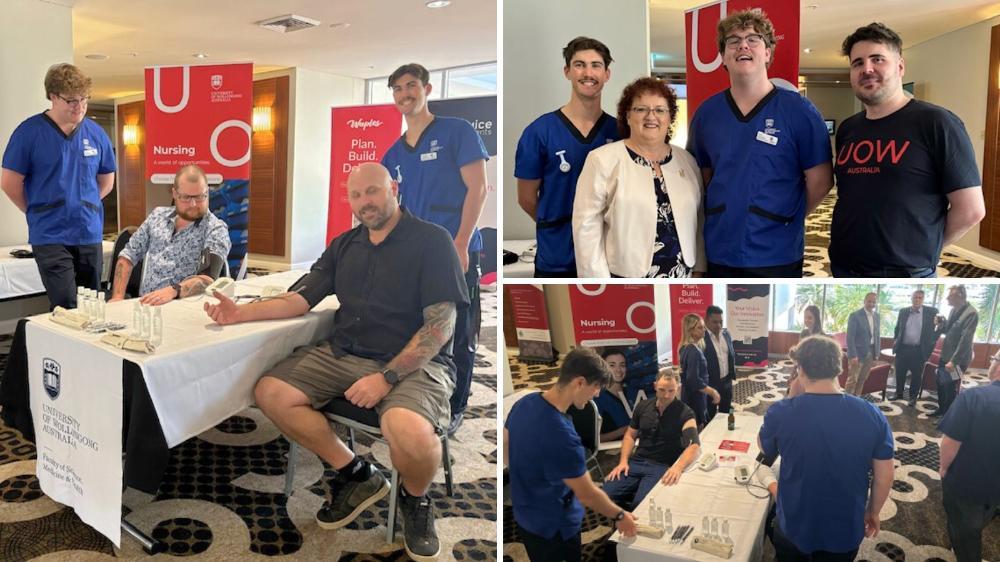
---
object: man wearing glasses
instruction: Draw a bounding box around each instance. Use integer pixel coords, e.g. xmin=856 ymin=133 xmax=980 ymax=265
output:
xmin=108 ymin=165 xmax=230 ymax=305
xmin=2 ymin=63 xmax=117 ymax=308
xmin=687 ymin=9 xmax=832 ymax=277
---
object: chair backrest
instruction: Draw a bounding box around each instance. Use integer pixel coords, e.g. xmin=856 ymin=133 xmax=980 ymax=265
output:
xmin=567 ymin=400 xmax=601 ymax=453
xmin=235 ymin=254 xmax=248 ymax=281
xmin=863 ymin=363 xmax=890 ymax=394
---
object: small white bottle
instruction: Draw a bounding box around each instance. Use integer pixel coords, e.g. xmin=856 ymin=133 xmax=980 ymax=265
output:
xmin=663 ymin=508 xmax=673 ymax=534
xmin=140 ymin=305 xmax=152 ymax=339
xmin=151 ymin=307 xmax=163 ymax=347
xmin=702 ymin=515 xmax=710 ymax=536
xmin=97 ymin=292 xmax=106 ymax=322
xmin=722 ymin=519 xmax=732 ymax=544
xmin=132 ymin=301 xmax=142 ymax=336
xmin=654 ymin=506 xmax=664 ymax=530
xmin=648 ymin=498 xmax=657 ymax=525
xmin=711 ymin=517 xmax=719 ymax=539
xmin=75 ymin=286 xmax=84 ymax=310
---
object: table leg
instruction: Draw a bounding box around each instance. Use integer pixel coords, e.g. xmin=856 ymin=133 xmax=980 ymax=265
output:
xmin=121 ymin=519 xmax=166 ymax=554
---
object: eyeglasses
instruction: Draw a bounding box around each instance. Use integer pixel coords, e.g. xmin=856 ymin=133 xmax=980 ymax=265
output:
xmin=57 ymin=95 xmax=90 ymax=108
xmin=724 ymin=34 xmax=765 ymax=49
xmin=175 ymin=192 xmax=208 ymax=203
xmin=630 ymin=106 xmax=670 ymax=118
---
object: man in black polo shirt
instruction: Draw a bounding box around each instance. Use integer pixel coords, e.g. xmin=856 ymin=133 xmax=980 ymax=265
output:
xmin=937 ymin=351 xmax=1000 ymax=562
xmin=203 ymin=162 xmax=468 ymax=561
xmin=602 ymin=370 xmax=701 ymax=509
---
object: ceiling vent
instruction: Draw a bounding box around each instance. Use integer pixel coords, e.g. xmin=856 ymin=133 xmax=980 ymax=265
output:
xmin=256 ymin=14 xmax=321 ymax=33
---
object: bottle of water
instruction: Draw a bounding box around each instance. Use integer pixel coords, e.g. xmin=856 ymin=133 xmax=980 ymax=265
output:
xmin=140 ymin=305 xmax=152 ymax=339
xmin=664 ymin=508 xmax=673 ymax=534
xmin=76 ymin=286 xmax=84 ymax=310
xmin=132 ymin=301 xmax=142 ymax=336
xmin=702 ymin=515 xmax=709 ymax=536
xmin=97 ymin=292 xmax=106 ymax=322
xmin=711 ymin=517 xmax=719 ymax=539
xmin=151 ymin=307 xmax=163 ymax=347
xmin=648 ymin=498 xmax=656 ymax=525
xmin=722 ymin=519 xmax=732 ymax=544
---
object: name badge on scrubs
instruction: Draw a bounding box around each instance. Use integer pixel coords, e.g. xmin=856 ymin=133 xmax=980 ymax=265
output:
xmin=756 ymin=131 xmax=778 ymax=146
xmin=420 ymin=151 xmax=437 ymax=162
xmin=83 ymin=147 xmax=99 ymax=157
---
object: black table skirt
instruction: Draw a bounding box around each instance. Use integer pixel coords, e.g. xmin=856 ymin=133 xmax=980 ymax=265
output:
xmin=1 ymin=318 xmax=170 ymax=494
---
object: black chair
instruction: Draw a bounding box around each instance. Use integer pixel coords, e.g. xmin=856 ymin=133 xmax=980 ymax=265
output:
xmin=105 ymin=226 xmax=137 ymax=293
xmin=282 ymin=398 xmax=454 ymax=543
xmin=568 ymin=400 xmax=604 ymax=479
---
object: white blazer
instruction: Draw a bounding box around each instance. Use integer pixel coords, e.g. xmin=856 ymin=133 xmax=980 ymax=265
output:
xmin=573 ymin=140 xmax=705 ymax=278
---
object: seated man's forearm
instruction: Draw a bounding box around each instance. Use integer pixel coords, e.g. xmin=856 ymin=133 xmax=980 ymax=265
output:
xmin=234 ymin=292 xmax=311 ymax=323
xmin=110 ymin=257 xmax=134 ymax=299
xmin=178 ymin=275 xmax=214 ymax=298
xmin=385 ymin=301 xmax=456 ymax=377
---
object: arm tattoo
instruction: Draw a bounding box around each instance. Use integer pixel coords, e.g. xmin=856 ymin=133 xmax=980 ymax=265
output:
xmin=111 ymin=257 xmax=133 ymax=297
xmin=385 ymin=301 xmax=457 ymax=377
xmin=178 ymin=276 xmax=211 ymax=298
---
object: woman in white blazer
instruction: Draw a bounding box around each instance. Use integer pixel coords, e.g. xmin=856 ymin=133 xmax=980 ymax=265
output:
xmin=573 ymin=77 xmax=705 ymax=278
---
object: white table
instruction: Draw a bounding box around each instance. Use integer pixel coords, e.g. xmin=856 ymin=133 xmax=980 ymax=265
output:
xmin=503 ymin=239 xmax=536 ymax=278
xmin=0 ymin=241 xmax=114 ymax=300
xmin=615 ymin=413 xmax=772 ymax=562
xmin=26 ymin=270 xmax=338 ymax=545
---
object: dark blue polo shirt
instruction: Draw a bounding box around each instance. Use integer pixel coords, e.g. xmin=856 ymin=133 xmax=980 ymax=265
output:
xmin=938 ymin=380 xmax=1000 ymax=503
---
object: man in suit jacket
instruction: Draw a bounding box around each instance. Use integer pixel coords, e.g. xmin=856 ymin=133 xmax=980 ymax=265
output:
xmin=846 ymin=292 xmax=879 ymax=396
xmin=932 ymin=285 xmax=979 ymax=417
xmin=892 ymin=289 xmax=939 ymax=406
xmin=703 ymin=305 xmax=735 ymax=422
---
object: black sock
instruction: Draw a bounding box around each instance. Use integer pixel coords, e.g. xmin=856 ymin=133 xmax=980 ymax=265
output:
xmin=337 ymin=456 xmax=369 ymax=481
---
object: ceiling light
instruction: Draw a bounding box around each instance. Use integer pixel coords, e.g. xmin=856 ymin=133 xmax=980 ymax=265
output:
xmin=85 ymin=54 xmax=109 ymax=60
xmin=803 ymin=48 xmax=812 ymax=54
xmin=127 ymin=52 xmax=139 ymax=57
xmin=329 ymin=22 xmax=350 ymax=29
xmin=807 ymin=4 xmax=819 ymax=9
xmin=426 ymin=0 xmax=451 ymax=8
xmin=193 ymin=53 xmax=208 ymax=59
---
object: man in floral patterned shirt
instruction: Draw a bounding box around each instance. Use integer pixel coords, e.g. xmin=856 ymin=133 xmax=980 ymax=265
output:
xmin=109 ymin=165 xmax=230 ymax=305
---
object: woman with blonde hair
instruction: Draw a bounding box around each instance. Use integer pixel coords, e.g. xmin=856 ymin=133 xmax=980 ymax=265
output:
xmin=677 ymin=313 xmax=720 ymax=427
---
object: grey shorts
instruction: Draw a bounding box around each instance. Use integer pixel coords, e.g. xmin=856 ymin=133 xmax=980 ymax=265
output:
xmin=266 ymin=341 xmax=454 ymax=431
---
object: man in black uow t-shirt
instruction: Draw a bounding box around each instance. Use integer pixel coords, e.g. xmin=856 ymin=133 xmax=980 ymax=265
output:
xmin=203 ymin=162 xmax=469 ymax=561
xmin=829 ymin=23 xmax=984 ymax=277
xmin=602 ymin=370 xmax=702 ymax=509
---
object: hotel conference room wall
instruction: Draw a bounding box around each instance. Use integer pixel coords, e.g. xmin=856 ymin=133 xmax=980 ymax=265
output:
xmin=502 ymin=0 xmax=650 ymax=242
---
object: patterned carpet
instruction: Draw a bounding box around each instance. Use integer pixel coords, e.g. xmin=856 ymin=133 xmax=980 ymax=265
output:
xmin=502 ymin=351 xmax=1000 ymax=562
xmin=0 ymin=292 xmax=498 ymax=561
xmin=803 ymin=190 xmax=1000 ymax=277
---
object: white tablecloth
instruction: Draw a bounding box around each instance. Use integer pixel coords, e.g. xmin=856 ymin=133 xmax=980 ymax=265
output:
xmin=615 ymin=413 xmax=772 ymax=562
xmin=28 ymin=270 xmax=337 ymax=446
xmin=503 ymin=239 xmax=536 ymax=278
xmin=0 ymin=241 xmax=114 ymax=300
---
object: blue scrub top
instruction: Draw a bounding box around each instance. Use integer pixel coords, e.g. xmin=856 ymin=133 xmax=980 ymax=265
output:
xmin=505 ymin=392 xmax=587 ymax=540
xmin=382 ymin=116 xmax=489 ymax=253
xmin=515 ymin=110 xmax=618 ymax=273
xmin=2 ymin=113 xmax=116 ymax=245
xmin=687 ymin=87 xmax=830 ymax=268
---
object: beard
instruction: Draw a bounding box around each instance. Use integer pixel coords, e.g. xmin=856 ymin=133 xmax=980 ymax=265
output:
xmin=355 ymin=202 xmax=393 ymax=231
xmin=177 ymin=206 xmax=206 ymax=221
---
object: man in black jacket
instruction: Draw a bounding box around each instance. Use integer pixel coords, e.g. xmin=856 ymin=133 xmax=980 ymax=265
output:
xmin=704 ymin=305 xmax=736 ymax=422
xmin=892 ymin=289 xmax=939 ymax=406
xmin=932 ymin=285 xmax=979 ymax=417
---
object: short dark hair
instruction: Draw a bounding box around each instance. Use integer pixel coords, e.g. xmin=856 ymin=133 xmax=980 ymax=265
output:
xmin=789 ymin=336 xmax=843 ymax=380
xmin=716 ymin=9 xmax=777 ymax=56
xmin=706 ymin=305 xmax=724 ymax=318
xmin=615 ymin=77 xmax=679 ymax=143
xmin=387 ymin=63 xmax=430 ymax=88
xmin=557 ymin=348 xmax=611 ymax=387
xmin=563 ymin=36 xmax=613 ymax=68
xmin=841 ymin=22 xmax=903 ymax=58
xmin=600 ymin=346 xmax=627 ymax=362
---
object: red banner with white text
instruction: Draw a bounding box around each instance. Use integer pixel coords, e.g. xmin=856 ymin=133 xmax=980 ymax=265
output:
xmin=144 ymin=63 xmax=253 ymax=184
xmin=327 ymin=105 xmax=404 ymax=243
xmin=684 ymin=0 xmax=800 ymax=121
xmin=668 ymin=284 xmax=713 ymax=362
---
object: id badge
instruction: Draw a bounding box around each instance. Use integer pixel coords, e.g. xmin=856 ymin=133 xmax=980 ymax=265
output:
xmin=420 ymin=152 xmax=437 ymax=162
xmin=83 ymin=147 xmax=99 ymax=157
xmin=755 ymin=131 xmax=778 ymax=146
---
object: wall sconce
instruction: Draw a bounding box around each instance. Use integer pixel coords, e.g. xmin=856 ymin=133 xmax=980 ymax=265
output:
xmin=122 ymin=124 xmax=139 ymax=146
xmin=252 ymin=106 xmax=273 ymax=132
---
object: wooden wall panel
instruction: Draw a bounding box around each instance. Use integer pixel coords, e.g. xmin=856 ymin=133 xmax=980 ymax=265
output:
xmin=979 ymin=24 xmax=1000 ymax=250
xmin=248 ymin=75 xmax=289 ymax=256
xmin=115 ymin=101 xmax=146 ymax=230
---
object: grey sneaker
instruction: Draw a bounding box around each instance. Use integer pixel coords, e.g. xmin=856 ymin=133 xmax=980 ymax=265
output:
xmin=399 ymin=489 xmax=440 ymax=561
xmin=315 ymin=464 xmax=389 ymax=530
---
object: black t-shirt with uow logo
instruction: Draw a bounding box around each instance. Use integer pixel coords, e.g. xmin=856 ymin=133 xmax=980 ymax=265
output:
xmin=830 ymin=99 xmax=981 ymax=272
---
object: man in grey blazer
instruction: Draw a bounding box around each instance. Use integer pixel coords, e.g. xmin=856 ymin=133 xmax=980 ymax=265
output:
xmin=892 ymin=289 xmax=939 ymax=406
xmin=846 ymin=292 xmax=879 ymax=396
xmin=932 ymin=285 xmax=979 ymax=417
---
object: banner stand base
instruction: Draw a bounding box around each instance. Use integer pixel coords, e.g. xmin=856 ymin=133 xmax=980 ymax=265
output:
xmin=122 ymin=519 xmax=165 ymax=554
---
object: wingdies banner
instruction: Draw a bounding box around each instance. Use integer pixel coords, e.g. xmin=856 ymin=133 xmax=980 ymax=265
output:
xmin=727 ymin=284 xmax=770 ymax=366
xmin=684 ymin=0 xmax=800 ymax=121
xmin=144 ymin=62 xmax=253 ymax=273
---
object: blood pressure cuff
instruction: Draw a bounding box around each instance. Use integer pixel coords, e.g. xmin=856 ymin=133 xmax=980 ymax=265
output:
xmin=681 ymin=426 xmax=700 ymax=448
xmin=197 ymin=250 xmax=226 ymax=280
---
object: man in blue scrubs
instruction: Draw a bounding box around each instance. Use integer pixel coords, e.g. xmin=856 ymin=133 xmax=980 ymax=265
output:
xmin=515 ymin=36 xmax=618 ymax=277
xmin=381 ymin=63 xmax=489 ymax=436
xmin=505 ymin=348 xmax=636 ymax=561
xmin=2 ymin=63 xmax=116 ymax=308
xmin=687 ymin=9 xmax=832 ymax=277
